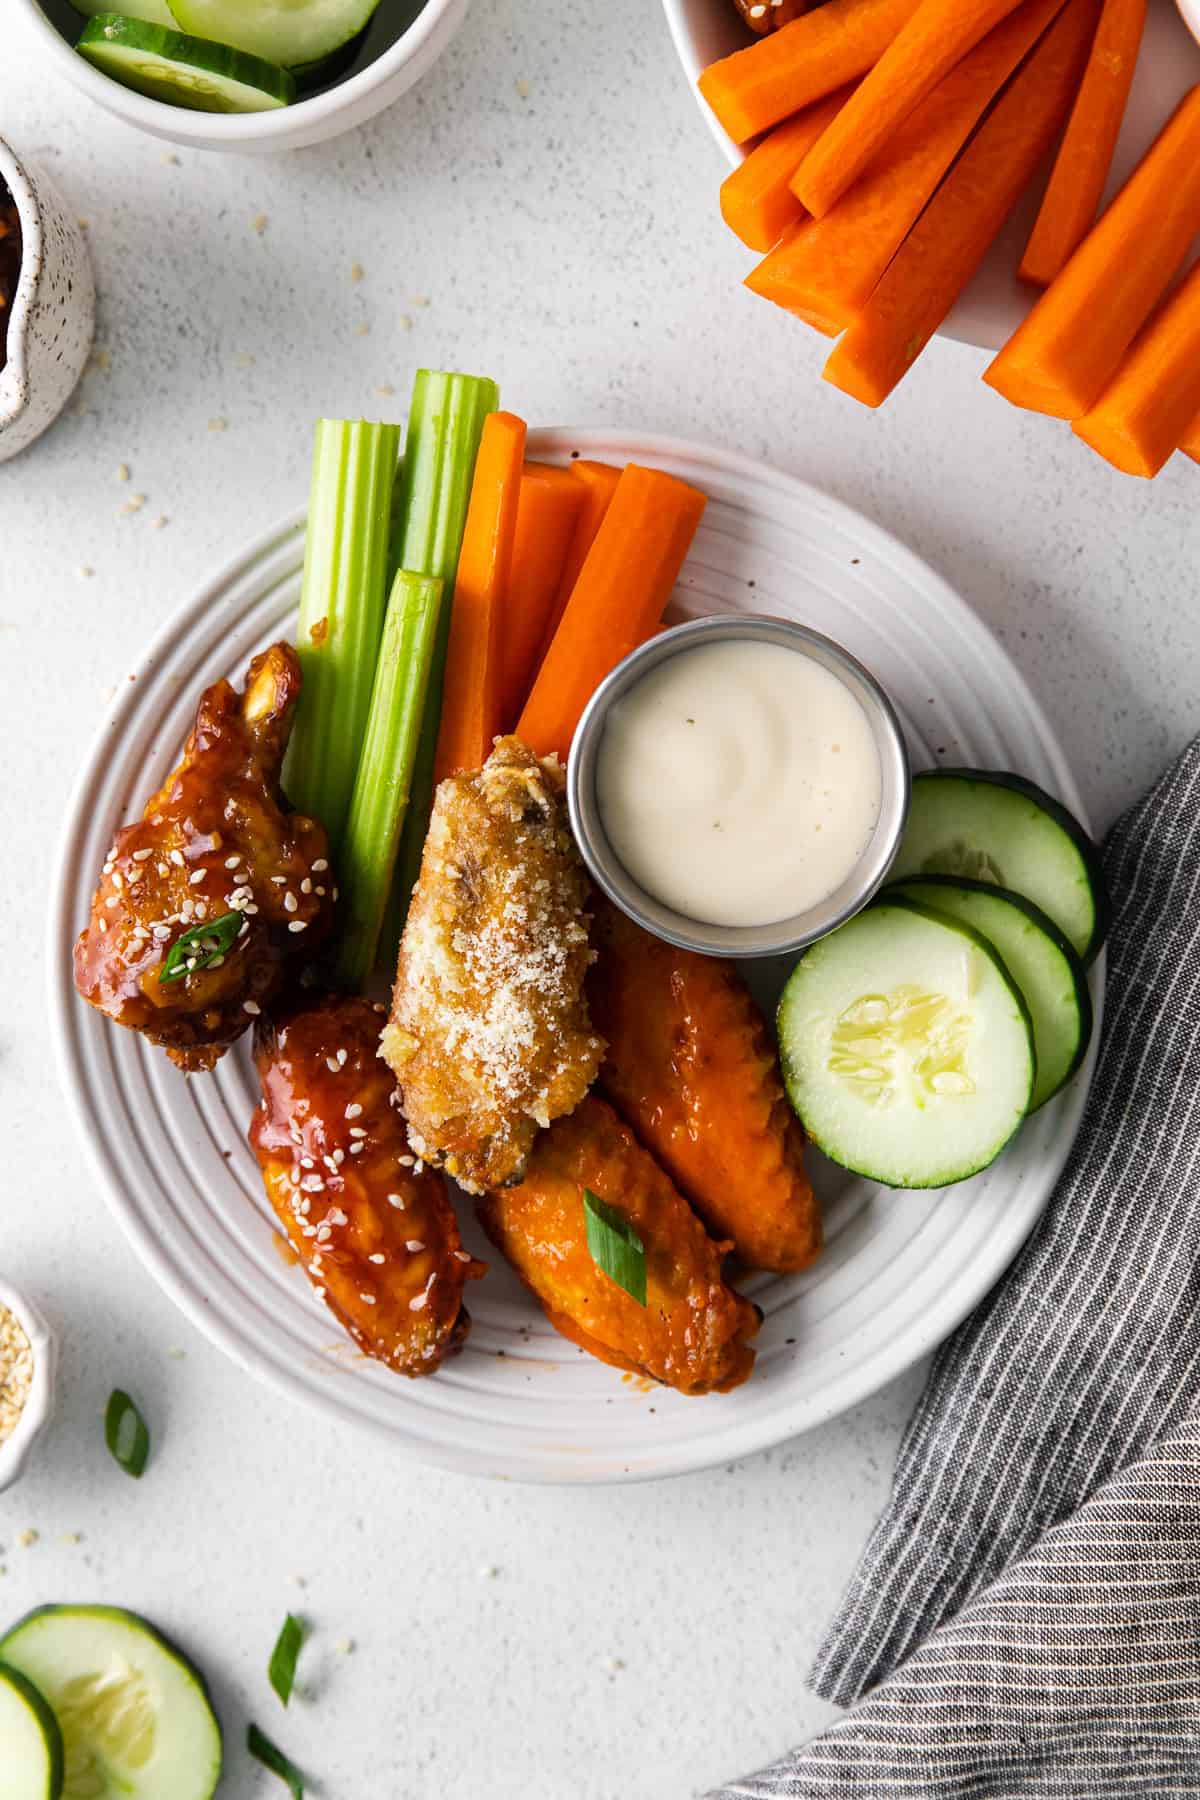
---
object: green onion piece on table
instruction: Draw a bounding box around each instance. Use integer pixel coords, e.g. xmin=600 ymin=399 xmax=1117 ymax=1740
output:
xmin=387 ymin=369 xmax=499 ymax=930
xmin=331 ymin=570 xmax=442 ymax=992
xmin=268 ymin=1613 xmax=306 ymax=1707
xmin=105 ymin=1389 xmax=150 ymax=1478
xmin=583 ymin=1189 xmax=647 ymax=1307
xmin=248 ymin=1723 xmax=305 ymax=1797
xmin=284 ymin=418 xmax=402 ymax=853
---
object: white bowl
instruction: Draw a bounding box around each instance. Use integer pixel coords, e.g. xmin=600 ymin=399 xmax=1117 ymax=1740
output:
xmin=0 ymin=136 xmax=95 ymax=464
xmin=16 ymin=0 xmax=471 ymax=154
xmin=0 ymin=1280 xmax=57 ymax=1493
xmin=1176 ymin=0 xmax=1200 ymax=46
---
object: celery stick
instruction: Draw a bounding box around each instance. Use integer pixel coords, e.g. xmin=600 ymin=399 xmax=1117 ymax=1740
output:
xmin=283 ymin=418 xmax=402 ymax=851
xmin=387 ymin=370 xmax=499 ymax=928
xmin=331 ymin=571 xmax=442 ymax=993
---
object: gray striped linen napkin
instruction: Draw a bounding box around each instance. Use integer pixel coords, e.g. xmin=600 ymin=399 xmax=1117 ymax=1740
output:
xmin=713 ymin=734 xmax=1200 ymax=1799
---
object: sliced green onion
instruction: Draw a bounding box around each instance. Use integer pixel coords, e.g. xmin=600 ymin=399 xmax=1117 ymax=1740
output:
xmin=268 ymin=1613 xmax=306 ymax=1707
xmin=387 ymin=370 xmax=499 ymax=930
xmin=159 ymin=909 xmax=243 ymax=984
xmin=284 ymin=418 xmax=403 ymax=853
xmin=248 ymin=1723 xmax=304 ymax=1797
xmin=105 ymin=1389 xmax=150 ymax=1478
xmin=331 ymin=570 xmax=442 ymax=992
xmin=583 ymin=1189 xmax=647 ymax=1307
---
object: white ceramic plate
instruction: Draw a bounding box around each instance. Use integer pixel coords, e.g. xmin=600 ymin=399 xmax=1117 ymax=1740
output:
xmin=661 ymin=0 xmax=1200 ymax=351
xmin=49 ymin=430 xmax=1102 ymax=1484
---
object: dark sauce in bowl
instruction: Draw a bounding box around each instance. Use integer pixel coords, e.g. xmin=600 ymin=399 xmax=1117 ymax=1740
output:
xmin=0 ymin=180 xmax=21 ymax=375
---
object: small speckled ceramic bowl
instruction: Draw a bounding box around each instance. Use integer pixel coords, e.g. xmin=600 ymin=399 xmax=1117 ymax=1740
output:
xmin=0 ymin=136 xmax=95 ymax=465
xmin=0 ymin=1279 xmax=57 ymax=1493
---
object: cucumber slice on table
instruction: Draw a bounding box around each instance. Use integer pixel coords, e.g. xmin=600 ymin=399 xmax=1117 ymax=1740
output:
xmin=888 ymin=876 xmax=1093 ymax=1111
xmin=0 ymin=1662 xmax=64 ymax=1800
xmin=889 ymin=769 xmax=1107 ymax=964
xmin=168 ymin=0 xmax=380 ymax=68
xmin=777 ymin=899 xmax=1035 ymax=1189
xmin=71 ymin=0 xmax=177 ymax=23
xmin=77 ymin=16 xmax=296 ymax=112
xmin=0 ymin=1607 xmax=221 ymax=1800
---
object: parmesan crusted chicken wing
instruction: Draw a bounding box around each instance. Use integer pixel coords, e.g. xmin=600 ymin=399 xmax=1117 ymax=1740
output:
xmin=381 ymin=736 xmax=602 ymax=1194
xmin=74 ymin=643 xmax=334 ymax=1071
xmin=249 ymin=996 xmax=484 ymax=1376
xmin=479 ymin=1095 xmax=760 ymax=1395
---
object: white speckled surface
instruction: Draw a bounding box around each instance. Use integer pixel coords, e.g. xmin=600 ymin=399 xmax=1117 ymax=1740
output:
xmin=1 ymin=3 xmax=1198 ymax=1795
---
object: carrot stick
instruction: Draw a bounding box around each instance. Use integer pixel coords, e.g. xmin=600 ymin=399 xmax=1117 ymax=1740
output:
xmin=794 ymin=0 xmax=1031 ymax=216
xmin=433 ymin=410 xmax=526 ymax=783
xmin=824 ymin=0 xmax=1098 ymax=409
xmin=985 ymin=84 xmax=1200 ymax=418
xmin=698 ymin=0 xmax=921 ymax=145
xmin=748 ymin=0 xmax=1069 ymax=333
xmin=720 ymin=86 xmax=852 ymax=252
xmin=538 ymin=459 xmax=622 ymax=660
xmin=1020 ymin=0 xmax=1148 ymax=285
xmin=516 ymin=465 xmax=707 ymax=763
xmin=1072 ymin=257 xmax=1200 ymax=476
xmin=497 ymin=462 xmax=585 ymax=729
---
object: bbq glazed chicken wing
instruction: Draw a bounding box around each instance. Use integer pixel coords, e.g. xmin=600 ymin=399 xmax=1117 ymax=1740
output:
xmin=381 ymin=736 xmax=603 ymax=1194
xmin=249 ymin=996 xmax=484 ymax=1376
xmin=589 ymin=900 xmax=821 ymax=1273
xmin=480 ymin=1095 xmax=760 ymax=1395
xmin=74 ymin=644 xmax=334 ymax=1071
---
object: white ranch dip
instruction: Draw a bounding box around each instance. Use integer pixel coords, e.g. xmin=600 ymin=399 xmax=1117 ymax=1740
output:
xmin=596 ymin=638 xmax=882 ymax=928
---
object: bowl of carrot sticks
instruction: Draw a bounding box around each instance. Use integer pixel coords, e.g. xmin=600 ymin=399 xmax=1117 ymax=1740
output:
xmin=665 ymin=0 xmax=1200 ymax=476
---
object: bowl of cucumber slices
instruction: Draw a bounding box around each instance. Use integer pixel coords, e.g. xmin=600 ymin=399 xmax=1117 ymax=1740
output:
xmin=19 ymin=0 xmax=471 ymax=152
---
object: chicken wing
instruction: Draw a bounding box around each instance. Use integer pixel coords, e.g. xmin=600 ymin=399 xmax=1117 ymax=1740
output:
xmin=74 ymin=643 xmax=334 ymax=1071
xmin=249 ymin=995 xmax=484 ymax=1376
xmin=479 ymin=1094 xmax=759 ymax=1395
xmin=589 ymin=899 xmax=820 ymax=1273
xmin=381 ymin=736 xmax=602 ymax=1193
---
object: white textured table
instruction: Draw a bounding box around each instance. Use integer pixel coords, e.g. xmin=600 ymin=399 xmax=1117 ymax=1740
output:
xmin=3 ymin=3 xmax=1198 ymax=1795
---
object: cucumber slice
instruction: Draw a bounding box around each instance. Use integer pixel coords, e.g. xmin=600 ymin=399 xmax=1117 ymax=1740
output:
xmin=0 ymin=1662 xmax=64 ymax=1800
xmin=77 ymin=16 xmax=296 ymax=112
xmin=71 ymin=0 xmax=177 ymax=24
xmin=0 ymin=1607 xmax=221 ymax=1800
xmin=167 ymin=0 xmax=380 ymax=68
xmin=889 ymin=769 xmax=1107 ymax=964
xmin=777 ymin=899 xmax=1034 ymax=1188
xmin=888 ymin=876 xmax=1092 ymax=1111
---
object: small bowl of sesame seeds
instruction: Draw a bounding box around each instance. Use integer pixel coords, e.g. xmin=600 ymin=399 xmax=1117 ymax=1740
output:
xmin=0 ymin=1280 xmax=56 ymax=1492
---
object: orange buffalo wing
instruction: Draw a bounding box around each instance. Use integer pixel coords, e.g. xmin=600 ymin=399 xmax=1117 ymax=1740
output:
xmin=589 ymin=902 xmax=820 ymax=1273
xmin=480 ymin=1095 xmax=759 ymax=1395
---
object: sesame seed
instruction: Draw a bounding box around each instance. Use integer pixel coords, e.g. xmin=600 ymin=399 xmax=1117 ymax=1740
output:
xmin=344 ymin=1103 xmax=362 ymax=1120
xmin=316 ymin=1226 xmax=331 ymax=1243
xmin=288 ymin=920 xmax=307 ymax=933
xmin=336 ymin=1049 xmax=348 ymax=1067
xmin=105 ymin=896 xmax=119 ymax=909
xmin=453 ymin=1250 xmax=472 ymax=1263
xmin=224 ymin=855 xmax=242 ymax=869
xmin=369 ymin=1253 xmax=386 ymax=1264
xmin=284 ymin=892 xmax=298 ymax=913
xmin=188 ymin=869 xmax=205 ymax=886
xmin=111 ymin=871 xmax=123 ymax=891
xmin=327 ymin=1209 xmax=348 ymax=1227
xmin=348 ymin=1126 xmax=367 ymax=1139
xmin=349 ymin=1142 xmax=364 ymax=1156
xmin=133 ymin=847 xmax=153 ymax=861
xmin=326 ymin=1057 xmax=340 ymax=1074
xmin=386 ymin=1194 xmax=406 ymax=1209
xmin=300 ymin=878 xmax=312 ymax=894
xmin=334 ymin=1639 xmax=354 ymax=1655
xmin=243 ymin=1000 xmax=260 ymax=1016
xmin=98 ymin=918 xmax=108 ymax=933
xmin=312 ymin=859 xmax=328 ymax=872
xmin=405 ymin=1240 xmax=425 ymax=1253
xmin=314 ymin=1286 xmax=325 ymax=1300
xmin=270 ymin=875 xmax=286 ymax=885
xmin=169 ymin=850 xmax=185 ymax=867
xmin=409 ymin=1291 xmax=430 ymax=1312
xmin=158 ymin=862 xmax=169 ymax=877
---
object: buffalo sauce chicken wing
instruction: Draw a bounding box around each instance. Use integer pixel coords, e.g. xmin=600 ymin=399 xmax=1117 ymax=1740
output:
xmin=589 ymin=900 xmax=820 ymax=1273
xmin=381 ymin=736 xmax=602 ymax=1194
xmin=479 ymin=1094 xmax=759 ymax=1395
xmin=249 ymin=996 xmax=484 ymax=1376
xmin=74 ymin=643 xmax=333 ymax=1071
